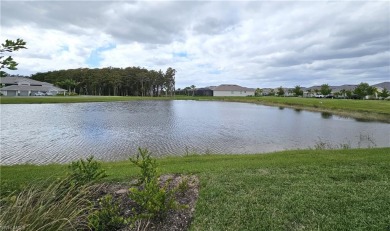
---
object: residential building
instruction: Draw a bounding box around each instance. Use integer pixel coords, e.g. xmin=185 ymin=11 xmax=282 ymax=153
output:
xmin=212 ymin=84 xmax=255 ymax=97
xmin=0 ymin=76 xmax=67 ymax=96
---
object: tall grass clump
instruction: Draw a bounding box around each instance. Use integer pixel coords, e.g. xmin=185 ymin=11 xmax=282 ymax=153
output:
xmin=0 ymin=156 xmax=108 ymax=231
xmin=0 ymin=177 xmax=92 ymax=231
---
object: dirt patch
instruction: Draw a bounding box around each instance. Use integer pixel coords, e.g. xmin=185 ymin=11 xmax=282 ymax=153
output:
xmin=90 ymin=174 xmax=199 ymax=231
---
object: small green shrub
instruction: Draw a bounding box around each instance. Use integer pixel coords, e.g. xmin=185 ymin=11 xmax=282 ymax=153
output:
xmin=88 ymin=195 xmax=127 ymax=231
xmin=68 ymin=156 xmax=107 ymax=186
xmin=129 ymin=177 xmax=177 ymax=219
xmin=128 ymin=148 xmax=179 ymax=219
xmin=129 ymin=148 xmax=157 ymax=186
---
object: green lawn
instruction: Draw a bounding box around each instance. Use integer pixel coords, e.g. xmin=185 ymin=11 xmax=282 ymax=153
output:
xmin=1 ymin=148 xmax=390 ymax=230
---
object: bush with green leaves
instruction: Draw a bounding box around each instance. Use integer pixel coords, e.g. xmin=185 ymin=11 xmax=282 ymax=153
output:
xmin=129 ymin=148 xmax=179 ymax=219
xmin=68 ymin=156 xmax=107 ymax=186
xmin=88 ymin=195 xmax=127 ymax=231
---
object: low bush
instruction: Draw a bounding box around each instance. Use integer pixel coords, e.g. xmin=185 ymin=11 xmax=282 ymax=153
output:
xmin=68 ymin=156 xmax=107 ymax=186
xmin=88 ymin=195 xmax=127 ymax=231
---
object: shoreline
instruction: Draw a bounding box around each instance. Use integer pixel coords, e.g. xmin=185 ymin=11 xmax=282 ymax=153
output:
xmin=1 ymin=95 xmax=389 ymax=123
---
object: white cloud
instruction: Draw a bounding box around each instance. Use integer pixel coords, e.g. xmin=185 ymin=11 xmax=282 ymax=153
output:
xmin=1 ymin=1 xmax=389 ymax=88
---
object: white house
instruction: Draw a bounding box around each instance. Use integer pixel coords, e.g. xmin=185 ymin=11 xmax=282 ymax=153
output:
xmin=212 ymin=84 xmax=255 ymax=97
xmin=0 ymin=77 xmax=67 ymax=96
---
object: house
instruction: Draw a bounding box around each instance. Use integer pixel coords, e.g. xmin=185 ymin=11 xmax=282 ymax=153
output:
xmin=212 ymin=84 xmax=255 ymax=97
xmin=0 ymin=76 xmax=67 ymax=96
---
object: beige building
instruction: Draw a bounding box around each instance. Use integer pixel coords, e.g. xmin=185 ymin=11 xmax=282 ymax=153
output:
xmin=212 ymin=84 xmax=255 ymax=97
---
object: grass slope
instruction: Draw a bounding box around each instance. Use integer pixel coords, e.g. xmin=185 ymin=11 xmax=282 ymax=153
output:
xmin=1 ymin=148 xmax=390 ymax=230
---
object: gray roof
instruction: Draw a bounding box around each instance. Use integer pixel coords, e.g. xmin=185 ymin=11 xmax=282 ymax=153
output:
xmin=0 ymin=85 xmax=66 ymax=92
xmin=373 ymin=82 xmax=390 ymax=89
xmin=0 ymin=77 xmax=48 ymax=86
xmin=213 ymin=84 xmax=255 ymax=91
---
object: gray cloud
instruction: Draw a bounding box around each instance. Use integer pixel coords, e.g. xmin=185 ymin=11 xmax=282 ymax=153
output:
xmin=1 ymin=1 xmax=389 ymax=88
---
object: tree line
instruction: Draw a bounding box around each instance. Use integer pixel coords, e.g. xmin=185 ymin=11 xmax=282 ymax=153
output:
xmin=31 ymin=67 xmax=176 ymax=97
xmin=259 ymin=83 xmax=389 ymax=99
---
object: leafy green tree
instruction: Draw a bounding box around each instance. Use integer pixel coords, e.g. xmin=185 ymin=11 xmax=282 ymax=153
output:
xmin=353 ymin=82 xmax=375 ymax=99
xmin=56 ymin=79 xmax=78 ymax=93
xmin=340 ymin=89 xmax=346 ymax=98
xmin=0 ymin=39 xmax=27 ymax=77
xmin=379 ymin=88 xmax=389 ymax=98
xmin=293 ymin=85 xmax=303 ymax=96
xmin=255 ymin=88 xmax=263 ymax=97
xmin=184 ymin=86 xmax=191 ymax=96
xmin=320 ymin=84 xmax=332 ymax=95
xmin=277 ymin=86 xmax=285 ymax=96
xmin=165 ymin=67 xmax=176 ymax=97
xmin=345 ymin=90 xmax=352 ymax=99
xmin=269 ymin=89 xmax=275 ymax=96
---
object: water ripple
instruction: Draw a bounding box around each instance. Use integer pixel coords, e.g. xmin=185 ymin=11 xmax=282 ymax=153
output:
xmin=1 ymin=101 xmax=389 ymax=165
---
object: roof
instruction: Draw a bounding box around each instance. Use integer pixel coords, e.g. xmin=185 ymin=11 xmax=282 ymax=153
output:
xmin=213 ymin=84 xmax=255 ymax=91
xmin=0 ymin=77 xmax=48 ymax=86
xmin=0 ymin=85 xmax=66 ymax=92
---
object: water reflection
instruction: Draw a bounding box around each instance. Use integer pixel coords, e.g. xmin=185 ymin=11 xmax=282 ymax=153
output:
xmin=1 ymin=101 xmax=389 ymax=165
xmin=321 ymin=112 xmax=333 ymax=119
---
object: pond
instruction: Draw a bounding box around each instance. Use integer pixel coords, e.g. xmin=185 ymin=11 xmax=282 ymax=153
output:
xmin=1 ymin=100 xmax=389 ymax=165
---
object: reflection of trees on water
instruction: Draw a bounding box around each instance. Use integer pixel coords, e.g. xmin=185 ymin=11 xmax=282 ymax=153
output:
xmin=321 ymin=112 xmax=332 ymax=119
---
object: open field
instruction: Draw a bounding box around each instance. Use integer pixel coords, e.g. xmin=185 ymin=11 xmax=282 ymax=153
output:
xmin=1 ymin=95 xmax=389 ymax=122
xmin=1 ymin=148 xmax=390 ymax=230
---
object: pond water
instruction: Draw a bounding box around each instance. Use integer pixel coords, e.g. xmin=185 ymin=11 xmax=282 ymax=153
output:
xmin=0 ymin=100 xmax=389 ymax=165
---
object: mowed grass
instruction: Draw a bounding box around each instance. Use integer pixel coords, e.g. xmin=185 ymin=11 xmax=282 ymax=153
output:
xmin=1 ymin=148 xmax=389 ymax=230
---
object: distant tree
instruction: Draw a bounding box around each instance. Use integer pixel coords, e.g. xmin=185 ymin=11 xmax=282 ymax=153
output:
xmin=184 ymin=86 xmax=191 ymax=96
xmin=165 ymin=67 xmax=176 ymax=97
xmin=277 ymin=86 xmax=285 ymax=96
xmin=190 ymin=85 xmax=196 ymax=96
xmin=340 ymin=89 xmax=346 ymax=98
xmin=255 ymin=88 xmax=263 ymax=97
xmin=293 ymin=85 xmax=303 ymax=96
xmin=320 ymin=84 xmax=332 ymax=96
xmin=379 ymin=88 xmax=389 ymax=98
xmin=0 ymin=38 xmax=27 ymax=77
xmin=57 ymin=79 xmax=78 ymax=93
xmin=269 ymin=89 xmax=275 ymax=96
xmin=353 ymin=82 xmax=375 ymax=99
xmin=345 ymin=90 xmax=352 ymax=99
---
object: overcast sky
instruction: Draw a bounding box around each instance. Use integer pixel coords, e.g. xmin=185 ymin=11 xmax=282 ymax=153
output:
xmin=1 ymin=1 xmax=389 ymax=88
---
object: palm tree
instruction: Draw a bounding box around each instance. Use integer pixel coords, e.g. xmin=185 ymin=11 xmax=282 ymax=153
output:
xmin=190 ymin=85 xmax=196 ymax=97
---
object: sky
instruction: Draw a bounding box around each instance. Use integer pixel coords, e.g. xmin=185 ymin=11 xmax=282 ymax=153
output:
xmin=1 ymin=1 xmax=389 ymax=89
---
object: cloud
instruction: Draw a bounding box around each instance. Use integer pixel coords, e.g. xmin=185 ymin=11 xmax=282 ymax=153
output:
xmin=1 ymin=1 xmax=389 ymax=88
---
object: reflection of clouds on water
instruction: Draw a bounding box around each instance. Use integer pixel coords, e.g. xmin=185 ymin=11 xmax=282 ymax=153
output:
xmin=0 ymin=101 xmax=389 ymax=164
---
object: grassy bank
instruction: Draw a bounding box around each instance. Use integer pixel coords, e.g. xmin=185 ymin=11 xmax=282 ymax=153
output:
xmin=1 ymin=95 xmax=389 ymax=122
xmin=1 ymin=148 xmax=390 ymax=230
xmin=206 ymin=96 xmax=390 ymax=122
